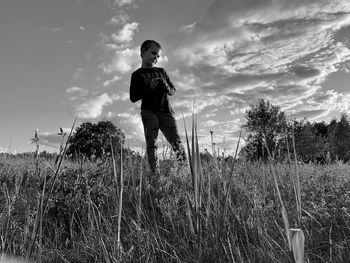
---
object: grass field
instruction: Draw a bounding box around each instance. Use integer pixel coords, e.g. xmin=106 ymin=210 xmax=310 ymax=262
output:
xmin=0 ymin=151 xmax=350 ymax=262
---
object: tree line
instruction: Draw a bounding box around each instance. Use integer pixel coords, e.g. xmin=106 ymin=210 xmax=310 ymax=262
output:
xmin=242 ymin=98 xmax=350 ymax=163
xmin=64 ymin=99 xmax=350 ymax=164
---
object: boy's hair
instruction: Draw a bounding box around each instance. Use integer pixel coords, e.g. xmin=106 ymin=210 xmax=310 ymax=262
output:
xmin=140 ymin=40 xmax=161 ymax=55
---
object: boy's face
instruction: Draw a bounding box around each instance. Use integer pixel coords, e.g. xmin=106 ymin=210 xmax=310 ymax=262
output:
xmin=141 ymin=44 xmax=161 ymax=68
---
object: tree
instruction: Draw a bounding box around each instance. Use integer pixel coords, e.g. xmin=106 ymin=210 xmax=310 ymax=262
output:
xmin=244 ymin=99 xmax=287 ymax=160
xmin=67 ymin=121 xmax=125 ymax=160
xmin=290 ymin=119 xmax=329 ymax=163
xmin=332 ymin=114 xmax=350 ymax=162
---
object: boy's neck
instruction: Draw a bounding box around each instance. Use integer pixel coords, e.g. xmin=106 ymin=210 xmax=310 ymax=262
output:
xmin=141 ymin=63 xmax=153 ymax=68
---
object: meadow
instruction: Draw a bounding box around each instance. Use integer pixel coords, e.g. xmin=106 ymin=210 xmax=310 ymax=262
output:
xmin=1 ymin=146 xmax=350 ymax=263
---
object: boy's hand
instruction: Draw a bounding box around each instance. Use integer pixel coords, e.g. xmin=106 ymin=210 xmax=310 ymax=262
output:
xmin=151 ymin=78 xmax=170 ymax=93
xmin=150 ymin=78 xmax=161 ymax=90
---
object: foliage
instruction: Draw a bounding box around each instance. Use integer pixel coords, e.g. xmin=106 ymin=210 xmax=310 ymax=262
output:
xmin=331 ymin=114 xmax=350 ymax=162
xmin=244 ymin=99 xmax=287 ymax=161
xmin=290 ymin=118 xmax=330 ymax=163
xmin=242 ymin=99 xmax=350 ymax=164
xmin=2 ymin=152 xmax=350 ymax=262
xmin=287 ymin=114 xmax=350 ymax=163
xmin=66 ymin=121 xmax=125 ymax=160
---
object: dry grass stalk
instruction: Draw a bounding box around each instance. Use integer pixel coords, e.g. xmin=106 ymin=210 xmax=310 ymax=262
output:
xmin=110 ymin=134 xmax=124 ymax=260
xmin=264 ymin=133 xmax=305 ymax=263
xmin=31 ymin=129 xmax=39 ymax=172
xmin=38 ymin=175 xmax=47 ymax=263
xmin=25 ymin=116 xmax=78 ymax=261
xmin=290 ymin=124 xmax=304 ymax=263
xmin=137 ymin=148 xmax=144 ymax=226
xmin=117 ymin=136 xmax=124 ymax=257
xmin=263 ymin=137 xmax=292 ymax=249
xmin=291 ymin=124 xmax=302 ymax=225
xmin=223 ymin=126 xmax=243 ymax=218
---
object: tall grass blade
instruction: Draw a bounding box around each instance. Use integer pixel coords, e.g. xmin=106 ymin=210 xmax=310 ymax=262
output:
xmin=264 ymin=136 xmax=292 ymax=250
xmin=290 ymin=229 xmax=305 ymax=263
xmin=117 ymin=135 xmax=124 ymax=257
xmin=137 ymin=148 xmax=144 ymax=226
xmin=223 ymin=126 xmax=243 ymax=217
xmin=182 ymin=108 xmax=202 ymax=262
xmin=182 ymin=111 xmax=194 ymax=191
xmin=266 ymin=135 xmax=305 ymax=262
xmin=110 ymin=134 xmax=124 ymax=260
xmin=291 ymin=124 xmax=302 ymax=226
xmin=26 ymin=115 xmax=78 ymax=261
xmin=38 ymin=175 xmax=47 ymax=263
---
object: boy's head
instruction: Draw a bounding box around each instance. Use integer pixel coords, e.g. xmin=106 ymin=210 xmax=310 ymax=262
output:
xmin=140 ymin=40 xmax=162 ymax=68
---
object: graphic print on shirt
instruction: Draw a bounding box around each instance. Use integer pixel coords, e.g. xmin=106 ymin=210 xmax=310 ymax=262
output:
xmin=140 ymin=71 xmax=165 ymax=87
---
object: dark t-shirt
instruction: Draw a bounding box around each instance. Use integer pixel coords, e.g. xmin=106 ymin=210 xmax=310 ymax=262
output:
xmin=129 ymin=67 xmax=176 ymax=113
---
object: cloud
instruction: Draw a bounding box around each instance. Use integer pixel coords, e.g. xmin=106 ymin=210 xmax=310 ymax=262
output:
xmin=120 ymin=91 xmax=129 ymax=101
xmin=179 ymin=22 xmax=196 ymax=33
xmin=73 ymin=68 xmax=85 ymax=80
xmin=100 ymin=46 xmax=169 ymax=75
xmin=108 ymin=12 xmax=130 ymax=26
xmin=66 ymin=86 xmax=89 ymax=100
xmin=67 ymin=86 xmax=88 ymax=95
xmin=99 ymin=18 xmax=143 ymax=74
xmin=111 ymin=22 xmax=139 ymax=45
xmin=202 ymin=120 xmax=220 ymax=127
xmin=105 ymin=112 xmax=144 ymax=146
xmin=39 ymin=128 xmax=72 ymax=149
xmin=100 ymin=47 xmax=140 ymax=74
xmin=0 ymin=147 xmax=9 ymax=153
xmin=106 ymin=0 xmax=140 ymax=8
xmin=95 ymin=0 xmax=350 ymax=152
xmin=171 ymin=0 xmax=350 ymax=121
xmin=103 ymin=76 xmax=122 ymax=87
xmin=74 ymin=93 xmax=119 ymax=119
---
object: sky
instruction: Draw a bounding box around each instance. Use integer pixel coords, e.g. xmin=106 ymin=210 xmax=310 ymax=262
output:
xmin=1 ymin=0 xmax=350 ymax=155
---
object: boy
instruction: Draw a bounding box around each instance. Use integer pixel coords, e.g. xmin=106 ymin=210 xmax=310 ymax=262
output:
xmin=129 ymin=40 xmax=187 ymax=178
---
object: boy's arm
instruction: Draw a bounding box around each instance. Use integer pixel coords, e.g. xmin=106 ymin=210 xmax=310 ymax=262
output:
xmin=163 ymin=69 xmax=176 ymax=96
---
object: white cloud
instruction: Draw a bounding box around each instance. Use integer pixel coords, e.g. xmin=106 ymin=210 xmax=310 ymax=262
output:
xmin=172 ymin=94 xmax=231 ymax=119
xmin=75 ymin=93 xmax=119 ymax=119
xmin=100 ymin=45 xmax=168 ymax=75
xmin=0 ymin=147 xmax=9 ymax=153
xmin=66 ymin=86 xmax=89 ymax=101
xmin=73 ymin=68 xmax=84 ymax=80
xmin=107 ymin=111 xmax=144 ymax=144
xmin=103 ymin=76 xmax=122 ymax=87
xmin=171 ymin=0 xmax=350 ymax=121
xmin=95 ymin=0 xmax=350 ymax=153
xmin=202 ymin=120 xmax=220 ymax=127
xmin=108 ymin=12 xmax=130 ymax=26
xmin=67 ymin=86 xmax=88 ymax=95
xmin=111 ymin=22 xmax=139 ymax=44
xmin=39 ymin=128 xmax=73 ymax=149
xmin=120 ymin=91 xmax=129 ymax=101
xmin=101 ymin=47 xmax=139 ymax=74
xmin=179 ymin=22 xmax=196 ymax=33
xmin=107 ymin=0 xmax=139 ymax=7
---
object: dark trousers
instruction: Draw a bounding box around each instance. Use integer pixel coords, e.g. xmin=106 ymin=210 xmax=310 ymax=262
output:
xmin=141 ymin=109 xmax=187 ymax=173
